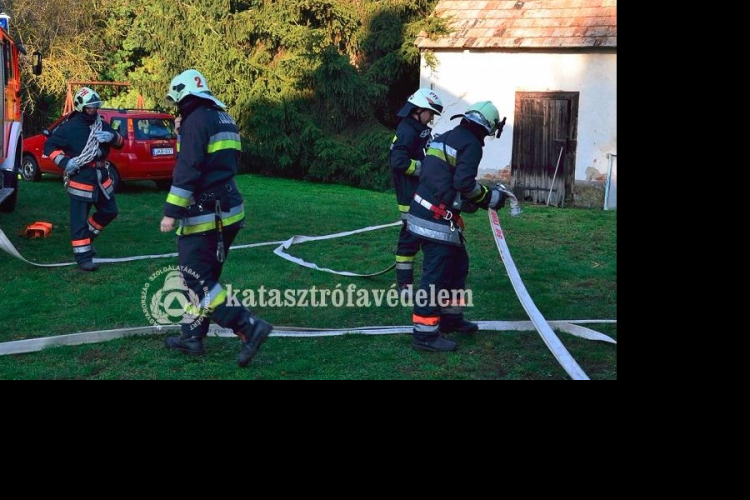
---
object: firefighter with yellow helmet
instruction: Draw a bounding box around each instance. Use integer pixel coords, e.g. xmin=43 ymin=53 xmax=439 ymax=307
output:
xmin=160 ymin=69 xmax=273 ymax=367
xmin=407 ymin=101 xmax=508 ymax=352
xmin=44 ymin=86 xmax=125 ymax=272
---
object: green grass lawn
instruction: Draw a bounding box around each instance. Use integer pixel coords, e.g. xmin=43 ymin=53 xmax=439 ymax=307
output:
xmin=0 ymin=174 xmax=617 ymax=380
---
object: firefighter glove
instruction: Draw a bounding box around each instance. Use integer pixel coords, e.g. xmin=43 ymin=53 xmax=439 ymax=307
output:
xmin=488 ymin=188 xmax=506 ymax=210
xmin=413 ymin=160 xmax=422 ymax=177
xmin=64 ymin=158 xmax=80 ymax=174
xmin=461 ymin=199 xmax=480 ymax=214
xmin=95 ymin=131 xmax=114 ymax=143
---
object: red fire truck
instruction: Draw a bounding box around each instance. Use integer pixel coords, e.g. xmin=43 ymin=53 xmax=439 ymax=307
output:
xmin=0 ymin=6 xmax=41 ymax=213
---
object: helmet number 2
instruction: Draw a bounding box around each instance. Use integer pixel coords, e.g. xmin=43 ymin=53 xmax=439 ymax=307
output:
xmin=195 ymin=77 xmax=204 ymax=88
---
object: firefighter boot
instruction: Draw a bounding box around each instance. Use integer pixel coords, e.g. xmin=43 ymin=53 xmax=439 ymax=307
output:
xmin=165 ymin=335 xmax=206 ymax=356
xmin=78 ymin=260 xmax=99 ymax=272
xmin=440 ymin=317 xmax=479 ymax=335
xmin=412 ymin=335 xmax=458 ymax=352
xmin=236 ymin=317 xmax=273 ymax=367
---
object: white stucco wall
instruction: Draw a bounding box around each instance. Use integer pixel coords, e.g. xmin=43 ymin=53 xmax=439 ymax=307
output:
xmin=420 ymin=51 xmax=617 ymax=180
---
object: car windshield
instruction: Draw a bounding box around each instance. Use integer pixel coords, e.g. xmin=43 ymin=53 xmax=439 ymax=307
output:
xmin=134 ymin=118 xmax=176 ymax=140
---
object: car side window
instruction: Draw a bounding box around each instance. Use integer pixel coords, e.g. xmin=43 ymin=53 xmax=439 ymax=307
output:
xmin=135 ymin=118 xmax=175 ymax=140
xmin=135 ymin=119 xmax=147 ymax=140
xmin=151 ymin=119 xmax=175 ymax=139
xmin=110 ymin=118 xmax=126 ymax=139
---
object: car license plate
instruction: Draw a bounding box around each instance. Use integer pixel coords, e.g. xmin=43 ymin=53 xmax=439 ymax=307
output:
xmin=152 ymin=147 xmax=174 ymax=156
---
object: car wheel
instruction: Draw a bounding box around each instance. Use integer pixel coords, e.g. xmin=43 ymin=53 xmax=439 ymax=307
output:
xmin=154 ymin=179 xmax=172 ymax=191
xmin=21 ymin=154 xmax=41 ymax=182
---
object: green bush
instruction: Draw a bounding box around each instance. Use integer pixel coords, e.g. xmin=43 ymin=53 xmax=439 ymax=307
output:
xmin=240 ymin=110 xmax=394 ymax=192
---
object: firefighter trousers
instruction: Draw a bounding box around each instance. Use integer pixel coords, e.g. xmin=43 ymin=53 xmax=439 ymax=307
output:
xmin=395 ymin=220 xmax=422 ymax=286
xmin=412 ymin=238 xmax=469 ymax=341
xmin=178 ymin=224 xmax=260 ymax=339
xmin=70 ymin=194 xmax=118 ymax=264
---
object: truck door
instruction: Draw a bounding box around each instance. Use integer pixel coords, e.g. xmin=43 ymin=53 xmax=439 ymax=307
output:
xmin=0 ymin=38 xmax=6 ymax=160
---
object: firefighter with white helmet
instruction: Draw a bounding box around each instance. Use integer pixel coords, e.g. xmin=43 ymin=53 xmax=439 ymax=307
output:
xmin=160 ymin=69 xmax=273 ymax=367
xmin=389 ymin=88 xmax=443 ymax=296
xmin=43 ymin=86 xmax=125 ymax=272
xmin=406 ymin=100 xmax=508 ymax=352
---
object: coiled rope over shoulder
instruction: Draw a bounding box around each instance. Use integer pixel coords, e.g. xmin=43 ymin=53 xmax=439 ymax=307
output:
xmin=75 ymin=115 xmax=103 ymax=166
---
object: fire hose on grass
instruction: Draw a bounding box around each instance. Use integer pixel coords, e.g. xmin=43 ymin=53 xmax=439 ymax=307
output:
xmin=0 ymin=192 xmax=614 ymax=378
xmin=490 ymin=184 xmax=590 ymax=380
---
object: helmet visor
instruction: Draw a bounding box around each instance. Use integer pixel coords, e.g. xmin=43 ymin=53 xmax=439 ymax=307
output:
xmin=464 ymin=110 xmax=494 ymax=135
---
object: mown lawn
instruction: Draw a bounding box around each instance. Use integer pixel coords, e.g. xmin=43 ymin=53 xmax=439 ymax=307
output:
xmin=0 ymin=174 xmax=617 ymax=380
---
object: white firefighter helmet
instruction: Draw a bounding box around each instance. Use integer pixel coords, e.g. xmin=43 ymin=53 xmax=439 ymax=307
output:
xmin=74 ymin=87 xmax=103 ymax=112
xmin=451 ymin=101 xmax=502 ymax=136
xmin=165 ymin=69 xmax=227 ymax=109
xmin=397 ymin=88 xmax=444 ymax=117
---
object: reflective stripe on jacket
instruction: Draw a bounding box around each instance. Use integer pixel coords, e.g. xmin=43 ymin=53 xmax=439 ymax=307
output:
xmin=178 ymin=203 xmax=245 ymax=236
xmin=407 ymin=123 xmax=488 ymax=246
xmin=390 ymin=116 xmax=431 ymax=217
xmin=43 ymin=112 xmax=123 ymax=202
xmin=163 ymin=102 xmax=244 ymax=227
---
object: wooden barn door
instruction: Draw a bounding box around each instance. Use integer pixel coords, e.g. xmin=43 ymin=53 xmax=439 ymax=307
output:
xmin=511 ymin=92 xmax=578 ymax=207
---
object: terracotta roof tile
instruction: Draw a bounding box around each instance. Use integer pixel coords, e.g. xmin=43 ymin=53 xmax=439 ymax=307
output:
xmin=417 ymin=0 xmax=617 ymax=49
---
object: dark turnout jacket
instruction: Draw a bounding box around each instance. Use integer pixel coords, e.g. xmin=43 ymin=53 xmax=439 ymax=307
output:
xmin=407 ymin=121 xmax=492 ymax=245
xmin=389 ymin=116 xmax=432 ymax=217
xmin=43 ymin=112 xmax=124 ymax=201
xmin=163 ymin=100 xmax=245 ymax=235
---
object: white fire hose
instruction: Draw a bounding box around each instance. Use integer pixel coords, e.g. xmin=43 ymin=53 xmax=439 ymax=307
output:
xmin=0 ymin=192 xmax=615 ymax=378
xmin=489 ymin=184 xmax=590 ymax=380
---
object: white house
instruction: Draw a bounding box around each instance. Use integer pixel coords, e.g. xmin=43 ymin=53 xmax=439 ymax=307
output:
xmin=416 ymin=0 xmax=617 ymax=207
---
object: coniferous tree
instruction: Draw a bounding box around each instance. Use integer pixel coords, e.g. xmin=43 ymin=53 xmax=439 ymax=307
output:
xmin=17 ymin=0 xmax=445 ymax=190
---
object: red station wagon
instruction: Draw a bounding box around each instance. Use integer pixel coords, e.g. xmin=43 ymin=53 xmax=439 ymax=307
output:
xmin=22 ymin=108 xmax=178 ymax=191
